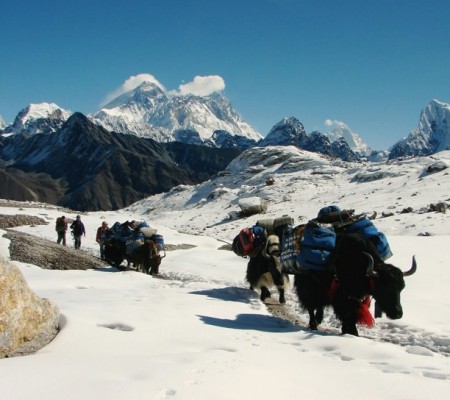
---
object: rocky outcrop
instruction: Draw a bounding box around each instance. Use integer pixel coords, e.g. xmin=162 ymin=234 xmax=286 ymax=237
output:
xmin=0 ymin=258 xmax=60 ymax=358
xmin=0 ymin=113 xmax=241 ymax=211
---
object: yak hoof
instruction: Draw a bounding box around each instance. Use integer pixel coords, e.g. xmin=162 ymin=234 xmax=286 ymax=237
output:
xmin=309 ymin=322 xmax=318 ymax=330
xmin=342 ymin=326 xmax=359 ymax=336
xmin=260 ymin=287 xmax=271 ymax=302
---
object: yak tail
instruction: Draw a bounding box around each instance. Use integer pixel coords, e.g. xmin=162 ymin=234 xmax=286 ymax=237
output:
xmin=357 ymin=296 xmax=375 ymax=328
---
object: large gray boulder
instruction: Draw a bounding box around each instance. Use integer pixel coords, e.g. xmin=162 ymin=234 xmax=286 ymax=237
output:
xmin=0 ymin=258 xmax=60 ymax=358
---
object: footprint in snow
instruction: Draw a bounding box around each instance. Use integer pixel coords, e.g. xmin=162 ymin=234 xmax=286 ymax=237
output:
xmin=97 ymin=322 xmax=134 ymax=331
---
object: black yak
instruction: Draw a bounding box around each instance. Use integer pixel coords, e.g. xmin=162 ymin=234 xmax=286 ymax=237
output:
xmin=294 ymin=233 xmax=417 ymax=336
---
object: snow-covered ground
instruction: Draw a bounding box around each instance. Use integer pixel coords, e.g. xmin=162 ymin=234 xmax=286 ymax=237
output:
xmin=1 ymin=147 xmax=450 ymax=399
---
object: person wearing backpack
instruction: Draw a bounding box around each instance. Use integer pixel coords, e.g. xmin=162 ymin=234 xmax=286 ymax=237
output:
xmin=55 ymin=215 xmax=68 ymax=246
xmin=96 ymin=221 xmax=109 ymax=260
xmin=70 ymin=215 xmax=86 ymax=249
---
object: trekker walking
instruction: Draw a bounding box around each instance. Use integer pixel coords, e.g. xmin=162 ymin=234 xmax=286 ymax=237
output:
xmin=55 ymin=215 xmax=68 ymax=245
xmin=96 ymin=221 xmax=109 ymax=260
xmin=70 ymin=215 xmax=86 ymax=249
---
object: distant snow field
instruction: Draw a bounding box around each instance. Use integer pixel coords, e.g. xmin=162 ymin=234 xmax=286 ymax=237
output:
xmin=1 ymin=148 xmax=450 ymax=400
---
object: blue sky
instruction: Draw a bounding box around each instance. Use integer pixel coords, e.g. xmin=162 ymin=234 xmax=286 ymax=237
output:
xmin=1 ymin=0 xmax=449 ymax=150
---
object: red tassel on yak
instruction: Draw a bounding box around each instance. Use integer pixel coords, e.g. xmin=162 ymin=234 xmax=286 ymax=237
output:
xmin=357 ymin=296 xmax=375 ymax=327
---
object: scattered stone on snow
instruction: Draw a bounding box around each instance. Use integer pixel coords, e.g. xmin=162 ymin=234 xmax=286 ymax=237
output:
xmin=429 ymin=202 xmax=447 ymax=213
xmin=0 ymin=214 xmax=48 ymax=229
xmin=425 ymin=161 xmax=448 ymax=174
xmin=238 ymin=197 xmax=268 ymax=217
xmin=3 ymin=230 xmax=105 ymax=270
xmin=265 ymin=177 xmax=275 ymax=186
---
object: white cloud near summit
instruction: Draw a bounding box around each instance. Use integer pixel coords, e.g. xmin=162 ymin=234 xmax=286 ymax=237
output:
xmin=178 ymin=75 xmax=225 ymax=96
xmin=324 ymin=119 xmax=346 ymax=128
xmin=100 ymin=73 xmax=225 ymax=107
xmin=100 ymin=73 xmax=166 ymax=107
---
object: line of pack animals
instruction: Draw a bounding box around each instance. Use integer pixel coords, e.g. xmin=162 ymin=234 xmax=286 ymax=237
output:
xmin=232 ymin=205 xmax=417 ymax=336
xmin=103 ymin=220 xmax=166 ymax=275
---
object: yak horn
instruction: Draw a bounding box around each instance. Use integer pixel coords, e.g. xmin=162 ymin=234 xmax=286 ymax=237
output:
xmin=403 ymin=256 xmax=417 ymax=277
xmin=261 ymin=241 xmax=270 ymax=259
xmin=363 ymin=252 xmax=377 ymax=277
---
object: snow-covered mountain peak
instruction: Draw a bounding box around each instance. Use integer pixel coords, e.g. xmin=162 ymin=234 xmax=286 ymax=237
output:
xmin=102 ymin=81 xmax=167 ymax=110
xmin=389 ymin=99 xmax=450 ymax=158
xmin=429 ymin=98 xmax=450 ymax=109
xmin=3 ymin=103 xmax=72 ymax=135
xmin=91 ymin=81 xmax=262 ymax=143
xmin=274 ymin=116 xmax=305 ymax=131
xmin=20 ymin=102 xmax=71 ymax=122
xmin=418 ymin=99 xmax=450 ymax=130
xmin=259 ymin=116 xmax=307 ymax=146
xmin=325 ymin=119 xmax=372 ymax=156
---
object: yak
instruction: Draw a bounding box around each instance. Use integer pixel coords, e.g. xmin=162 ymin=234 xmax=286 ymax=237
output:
xmin=131 ymin=239 xmax=165 ymax=275
xmin=293 ymin=232 xmax=417 ymax=336
xmin=104 ymin=238 xmax=165 ymax=275
xmin=246 ymin=250 xmax=289 ymax=304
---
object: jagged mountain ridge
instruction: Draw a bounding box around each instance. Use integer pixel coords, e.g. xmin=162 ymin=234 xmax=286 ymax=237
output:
xmin=1 ymin=88 xmax=450 ymax=160
xmin=259 ymin=117 xmax=359 ymax=161
xmin=90 ymin=81 xmax=262 ymax=144
xmin=0 ymin=113 xmax=241 ymax=211
xmin=389 ymin=99 xmax=450 ymax=159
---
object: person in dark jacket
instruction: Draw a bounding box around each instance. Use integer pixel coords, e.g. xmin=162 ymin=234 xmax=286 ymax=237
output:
xmin=55 ymin=215 xmax=68 ymax=245
xmin=70 ymin=215 xmax=86 ymax=249
xmin=96 ymin=221 xmax=109 ymax=260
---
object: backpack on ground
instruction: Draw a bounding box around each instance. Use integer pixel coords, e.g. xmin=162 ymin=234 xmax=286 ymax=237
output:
xmin=232 ymin=225 xmax=267 ymax=257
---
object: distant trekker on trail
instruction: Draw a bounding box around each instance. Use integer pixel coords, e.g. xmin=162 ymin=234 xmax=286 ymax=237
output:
xmin=70 ymin=215 xmax=86 ymax=249
xmin=96 ymin=221 xmax=109 ymax=260
xmin=55 ymin=215 xmax=68 ymax=245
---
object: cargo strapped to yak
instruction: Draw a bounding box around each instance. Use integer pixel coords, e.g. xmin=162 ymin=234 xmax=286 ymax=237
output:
xmin=280 ymin=224 xmax=306 ymax=274
xmin=315 ymin=205 xmax=392 ymax=260
xmin=150 ymin=234 xmax=165 ymax=253
xmin=315 ymin=205 xmax=356 ymax=227
xmin=297 ymin=221 xmax=336 ymax=272
xmin=232 ymin=225 xmax=267 ymax=257
xmin=341 ymin=217 xmax=392 ymax=260
xmin=280 ymin=221 xmax=336 ymax=274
